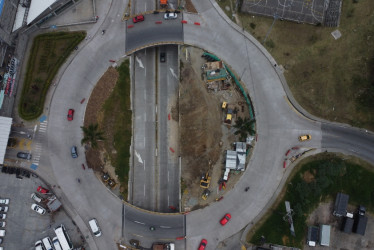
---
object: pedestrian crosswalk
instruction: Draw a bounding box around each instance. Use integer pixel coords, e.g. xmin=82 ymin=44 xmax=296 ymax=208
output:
xmin=39 ymin=120 xmax=48 ymax=133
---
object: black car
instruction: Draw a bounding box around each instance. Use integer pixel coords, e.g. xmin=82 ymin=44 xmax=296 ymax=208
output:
xmin=17 ymin=152 xmax=32 ymax=160
xmin=160 ymin=52 xmax=166 ymax=63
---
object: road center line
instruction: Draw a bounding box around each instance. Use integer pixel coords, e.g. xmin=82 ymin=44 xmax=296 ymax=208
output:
xmin=134 ymin=221 xmax=145 ymax=225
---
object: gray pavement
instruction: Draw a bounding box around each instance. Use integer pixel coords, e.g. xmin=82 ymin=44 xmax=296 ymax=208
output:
xmin=132 ymin=48 xmax=157 ymax=211
xmin=125 ymin=13 xmax=183 ymax=54
xmin=157 ymin=45 xmax=180 ymax=212
xmin=0 ymin=168 xmax=84 ymax=249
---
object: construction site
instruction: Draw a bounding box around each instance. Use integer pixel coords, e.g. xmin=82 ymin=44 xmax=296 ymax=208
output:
xmin=179 ymin=46 xmax=255 ymax=211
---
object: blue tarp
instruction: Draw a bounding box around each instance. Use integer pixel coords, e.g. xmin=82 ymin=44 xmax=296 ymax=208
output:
xmin=0 ymin=0 xmax=5 ymax=16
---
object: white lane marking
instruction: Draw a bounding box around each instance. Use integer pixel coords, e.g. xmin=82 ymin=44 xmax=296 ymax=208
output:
xmin=160 ymin=226 xmax=171 ymax=229
xmin=135 ymin=56 xmax=144 ymax=68
xmin=168 ymin=171 xmax=169 ymax=182
xmin=143 ymin=160 xmax=145 ymax=171
xmin=169 ymin=68 xmax=178 ymax=79
xmin=134 ymin=221 xmax=145 ymax=225
xmin=135 ymin=150 xmax=143 ymax=164
xmin=144 ymin=184 xmax=146 ymax=196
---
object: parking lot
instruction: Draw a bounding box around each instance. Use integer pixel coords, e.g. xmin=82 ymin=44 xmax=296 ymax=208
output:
xmin=0 ymin=166 xmax=85 ymax=249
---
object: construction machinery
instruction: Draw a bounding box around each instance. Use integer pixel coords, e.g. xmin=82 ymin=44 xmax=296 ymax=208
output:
xmin=200 ymin=172 xmax=211 ymax=188
xmin=160 ymin=0 xmax=168 ymax=8
xmin=201 ymin=189 xmax=211 ymax=200
xmin=222 ymin=102 xmax=233 ymax=124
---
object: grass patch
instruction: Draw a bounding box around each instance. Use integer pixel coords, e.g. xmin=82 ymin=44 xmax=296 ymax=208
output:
xmin=221 ymin=1 xmax=374 ymax=130
xmin=101 ymin=60 xmax=132 ymax=198
xmin=248 ymin=153 xmax=374 ymax=247
xmin=19 ymin=31 xmax=86 ymax=120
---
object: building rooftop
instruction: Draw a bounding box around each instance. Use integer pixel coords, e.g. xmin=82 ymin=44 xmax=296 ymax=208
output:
xmin=342 ymin=217 xmax=354 ymax=233
xmin=354 ymin=215 xmax=368 ymax=236
xmin=319 ymin=225 xmax=331 ymax=246
xmin=333 ymin=192 xmax=349 ymax=217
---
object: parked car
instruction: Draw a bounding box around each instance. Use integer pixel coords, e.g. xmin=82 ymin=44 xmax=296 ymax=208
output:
xmin=0 ymin=199 xmax=8 ymax=205
xmin=0 ymin=214 xmax=5 ymax=220
xmin=0 ymin=207 xmax=8 ymax=213
xmin=133 ymin=15 xmax=144 ymax=23
xmin=89 ymin=218 xmax=102 ymax=237
xmin=0 ymin=229 xmax=5 ymax=236
xmin=31 ymin=193 xmax=42 ymax=203
xmin=160 ymin=52 xmax=166 ymax=63
xmin=52 ymin=236 xmax=63 ymax=250
xmin=67 ymin=109 xmax=74 ymax=121
xmin=31 ymin=204 xmax=46 ymax=215
xmin=220 ymin=213 xmax=231 ymax=226
xmin=16 ymin=152 xmax=32 ymax=160
xmin=0 ymin=222 xmax=6 ymax=227
xmin=164 ymin=12 xmax=177 ymax=19
xmin=37 ymin=186 xmax=49 ymax=194
xmin=298 ymin=134 xmax=311 ymax=141
xmin=198 ymin=239 xmax=208 ymax=250
xmin=71 ymin=146 xmax=78 ymax=158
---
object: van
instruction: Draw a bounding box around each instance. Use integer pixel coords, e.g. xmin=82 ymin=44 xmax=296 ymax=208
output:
xmin=35 ymin=240 xmax=45 ymax=250
xmin=52 ymin=236 xmax=62 ymax=250
xmin=88 ymin=218 xmax=102 ymax=237
xmin=42 ymin=237 xmax=53 ymax=250
xmin=0 ymin=230 xmax=5 ymax=236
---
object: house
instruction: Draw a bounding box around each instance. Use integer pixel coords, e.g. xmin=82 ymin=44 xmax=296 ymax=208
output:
xmin=341 ymin=217 xmax=354 ymax=233
xmin=353 ymin=215 xmax=368 ymax=236
xmin=319 ymin=225 xmax=331 ymax=247
xmin=307 ymin=226 xmax=319 ymax=247
xmin=223 ymin=142 xmax=247 ymax=180
xmin=333 ymin=193 xmax=349 ymax=217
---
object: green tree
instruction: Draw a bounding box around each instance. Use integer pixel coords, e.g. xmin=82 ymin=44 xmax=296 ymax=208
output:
xmin=81 ymin=123 xmax=105 ymax=149
xmin=233 ymin=117 xmax=256 ymax=141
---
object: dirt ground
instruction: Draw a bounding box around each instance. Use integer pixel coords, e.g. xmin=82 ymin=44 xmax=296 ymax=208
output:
xmin=305 ymin=201 xmax=374 ymax=249
xmin=179 ymin=46 xmax=251 ymax=211
xmin=83 ymin=67 xmax=119 ymax=184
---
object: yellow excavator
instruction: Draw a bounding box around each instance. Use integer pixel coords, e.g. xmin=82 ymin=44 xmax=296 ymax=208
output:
xmin=200 ymin=172 xmax=211 ymax=189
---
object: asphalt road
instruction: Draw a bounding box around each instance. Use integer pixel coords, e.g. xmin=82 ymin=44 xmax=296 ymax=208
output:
xmin=132 ymin=48 xmax=157 ymax=211
xmin=23 ymin=0 xmax=374 ymax=249
xmin=125 ymin=13 xmax=183 ymax=54
xmin=157 ymin=45 xmax=180 ymax=212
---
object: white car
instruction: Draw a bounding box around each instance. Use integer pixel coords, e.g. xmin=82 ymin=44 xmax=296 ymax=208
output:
xmin=0 ymin=207 xmax=8 ymax=213
xmin=31 ymin=204 xmax=46 ymax=215
xmin=0 ymin=199 xmax=9 ymax=205
xmin=0 ymin=214 xmax=6 ymax=220
xmin=35 ymin=240 xmax=43 ymax=250
xmin=164 ymin=12 xmax=177 ymax=20
xmin=0 ymin=229 xmax=5 ymax=236
xmin=31 ymin=193 xmax=42 ymax=203
xmin=0 ymin=222 xmax=6 ymax=227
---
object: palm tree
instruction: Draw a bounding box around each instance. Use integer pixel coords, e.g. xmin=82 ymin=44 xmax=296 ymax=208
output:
xmin=81 ymin=123 xmax=105 ymax=149
xmin=233 ymin=117 xmax=256 ymax=141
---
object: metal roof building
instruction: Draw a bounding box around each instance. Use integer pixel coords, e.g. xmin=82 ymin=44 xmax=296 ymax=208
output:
xmin=342 ymin=217 xmax=354 ymax=233
xmin=0 ymin=116 xmax=12 ymax=164
xmin=225 ymin=150 xmax=237 ymax=170
xmin=333 ymin=192 xmax=349 ymax=217
xmin=354 ymin=215 xmax=368 ymax=236
xmin=319 ymin=225 xmax=331 ymax=246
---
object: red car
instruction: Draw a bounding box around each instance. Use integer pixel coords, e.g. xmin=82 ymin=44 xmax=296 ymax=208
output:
xmin=220 ymin=213 xmax=231 ymax=226
xmin=133 ymin=15 xmax=144 ymax=23
xmin=37 ymin=186 xmax=49 ymax=194
xmin=67 ymin=109 xmax=74 ymax=121
xmin=198 ymin=239 xmax=207 ymax=250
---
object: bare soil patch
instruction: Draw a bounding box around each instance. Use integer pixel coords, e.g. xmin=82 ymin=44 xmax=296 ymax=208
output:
xmin=83 ymin=67 xmax=119 ymax=177
xmin=180 ymin=46 xmax=250 ymax=210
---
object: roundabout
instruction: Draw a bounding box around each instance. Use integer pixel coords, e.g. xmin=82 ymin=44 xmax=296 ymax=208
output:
xmin=42 ymin=0 xmax=374 ymax=249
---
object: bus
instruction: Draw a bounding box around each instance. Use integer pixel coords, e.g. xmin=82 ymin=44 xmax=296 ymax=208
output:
xmin=54 ymin=224 xmax=73 ymax=250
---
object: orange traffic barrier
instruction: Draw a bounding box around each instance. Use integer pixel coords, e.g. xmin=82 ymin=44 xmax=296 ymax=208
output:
xmin=283 ymin=161 xmax=287 ymax=168
xmin=285 ymin=149 xmax=291 ymax=156
xmin=181 ymin=20 xmax=187 ymax=24
xmin=194 ymin=22 xmax=201 ymax=25
xmin=128 ymin=25 xmax=134 ymax=28
xmin=155 ymin=21 xmax=162 ymax=24
xmin=170 ymin=147 xmax=175 ymax=153
xmin=168 ymin=114 xmax=171 ymax=120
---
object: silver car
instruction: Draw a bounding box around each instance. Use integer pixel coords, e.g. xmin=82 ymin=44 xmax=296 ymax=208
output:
xmin=164 ymin=12 xmax=177 ymax=20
